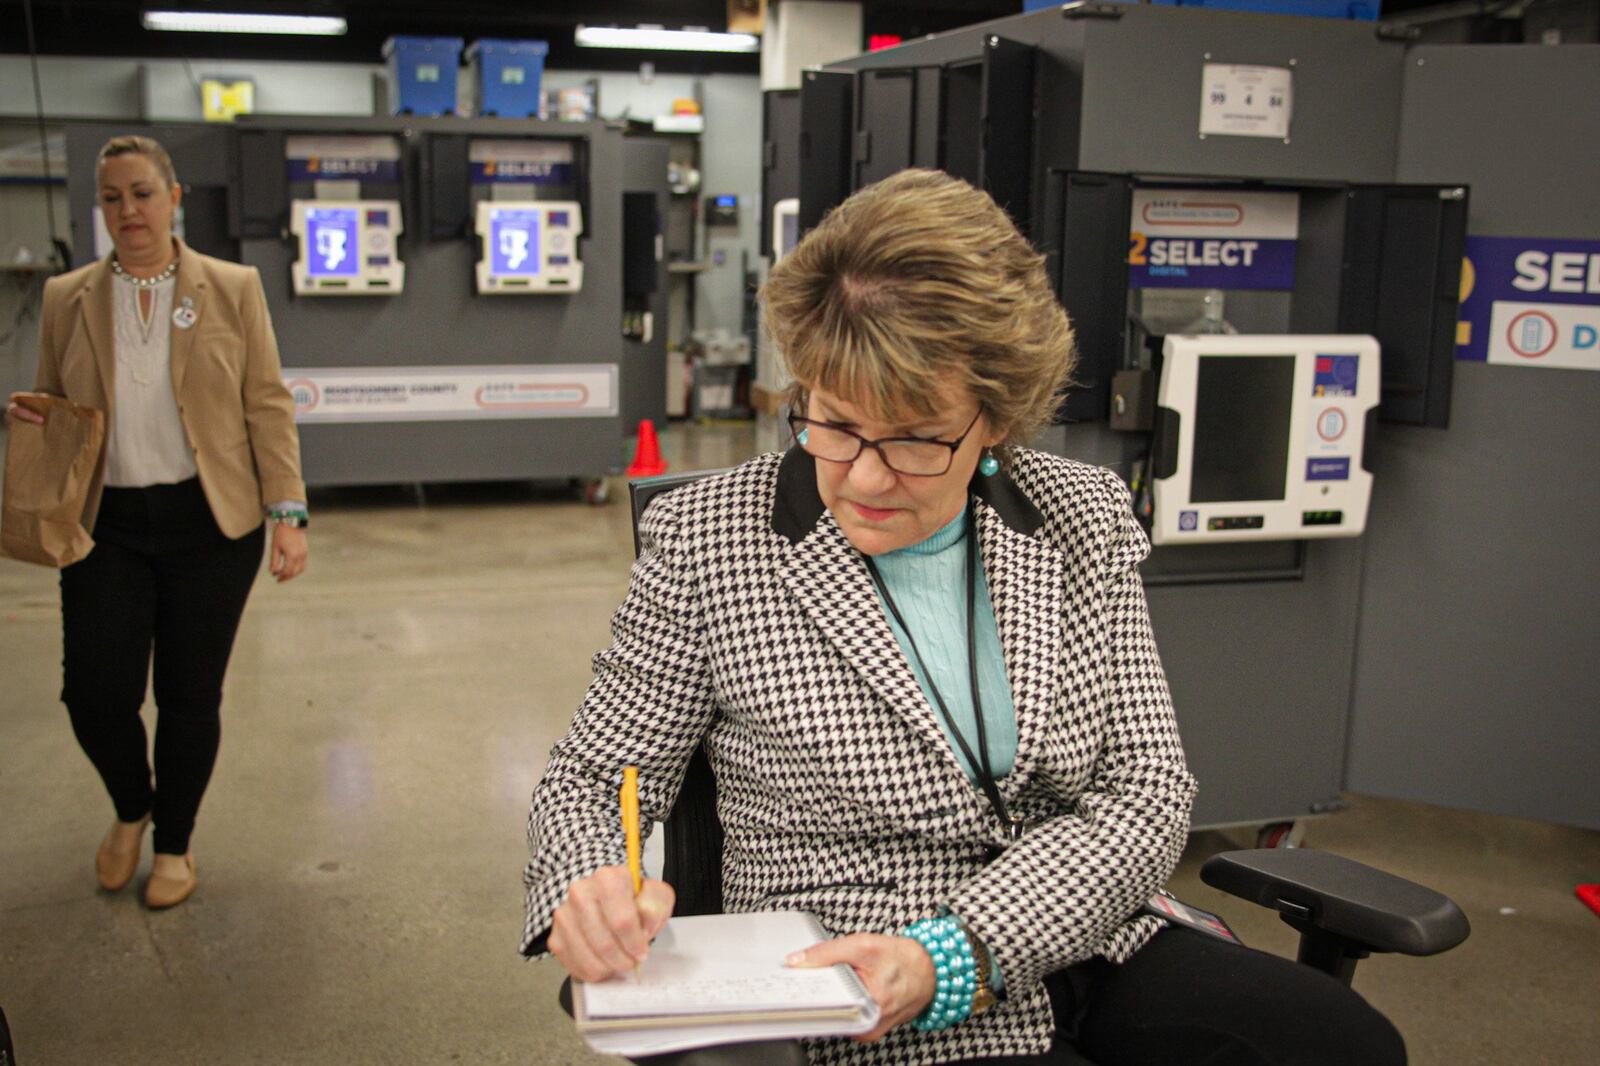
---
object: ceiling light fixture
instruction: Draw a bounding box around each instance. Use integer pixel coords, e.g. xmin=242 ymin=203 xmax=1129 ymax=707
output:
xmin=141 ymin=10 xmax=349 ymax=36
xmin=574 ymin=25 xmax=760 ymax=54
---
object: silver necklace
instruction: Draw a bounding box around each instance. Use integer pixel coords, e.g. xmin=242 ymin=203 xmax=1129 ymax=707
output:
xmin=111 ymin=255 xmax=178 ymax=288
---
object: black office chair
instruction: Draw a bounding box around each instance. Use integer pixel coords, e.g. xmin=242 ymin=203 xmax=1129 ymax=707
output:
xmin=601 ymin=472 xmax=1471 ymax=1066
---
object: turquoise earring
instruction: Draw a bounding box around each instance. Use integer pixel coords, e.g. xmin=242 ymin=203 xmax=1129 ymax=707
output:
xmin=978 ymin=452 xmax=1000 ymax=476
xmin=797 ymin=427 xmax=810 ymax=445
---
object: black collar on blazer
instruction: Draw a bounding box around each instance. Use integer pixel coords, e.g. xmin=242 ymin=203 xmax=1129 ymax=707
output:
xmin=770 ymin=446 xmax=1046 ymax=545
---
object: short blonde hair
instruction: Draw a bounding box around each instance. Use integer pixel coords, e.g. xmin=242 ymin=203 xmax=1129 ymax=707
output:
xmin=761 ymin=168 xmax=1074 ymax=453
xmin=96 ymin=135 xmax=178 ymax=188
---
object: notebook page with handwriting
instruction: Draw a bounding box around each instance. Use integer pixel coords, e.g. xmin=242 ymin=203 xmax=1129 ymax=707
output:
xmin=573 ymin=911 xmax=879 ymax=1054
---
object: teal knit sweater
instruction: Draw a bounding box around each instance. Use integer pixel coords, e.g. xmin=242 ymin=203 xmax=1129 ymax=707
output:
xmin=868 ymin=504 xmax=1018 ymax=785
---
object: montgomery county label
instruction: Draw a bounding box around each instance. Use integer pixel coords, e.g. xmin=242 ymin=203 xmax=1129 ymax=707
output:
xmin=282 ymin=365 xmax=617 ymax=423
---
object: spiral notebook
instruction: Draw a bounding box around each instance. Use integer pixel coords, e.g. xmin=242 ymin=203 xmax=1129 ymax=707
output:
xmin=572 ymin=910 xmax=880 ymax=1056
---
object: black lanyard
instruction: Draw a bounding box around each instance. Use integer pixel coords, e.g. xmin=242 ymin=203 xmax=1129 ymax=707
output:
xmin=864 ymin=500 xmax=1024 ymax=844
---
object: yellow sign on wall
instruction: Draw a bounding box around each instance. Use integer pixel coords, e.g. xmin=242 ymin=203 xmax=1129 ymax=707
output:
xmin=201 ymin=80 xmax=255 ymax=122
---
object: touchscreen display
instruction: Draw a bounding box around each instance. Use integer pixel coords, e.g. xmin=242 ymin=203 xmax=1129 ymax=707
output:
xmin=1191 ymin=355 xmax=1295 ymax=503
xmin=489 ymin=209 xmax=541 ymax=276
xmin=304 ymin=208 xmax=360 ymax=277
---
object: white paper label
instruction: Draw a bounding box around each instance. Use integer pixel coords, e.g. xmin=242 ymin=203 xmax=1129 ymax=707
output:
xmin=1484 ymin=301 xmax=1600 ymax=372
xmin=282 ymin=364 xmax=617 ymax=423
xmin=1199 ymin=64 xmax=1293 ymax=140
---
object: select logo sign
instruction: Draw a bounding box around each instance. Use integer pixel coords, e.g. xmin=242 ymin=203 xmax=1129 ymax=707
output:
xmin=1458 ymin=236 xmax=1600 ymax=370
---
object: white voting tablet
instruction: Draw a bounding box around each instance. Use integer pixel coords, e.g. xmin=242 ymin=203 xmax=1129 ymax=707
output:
xmin=1150 ymin=334 xmax=1380 ymax=545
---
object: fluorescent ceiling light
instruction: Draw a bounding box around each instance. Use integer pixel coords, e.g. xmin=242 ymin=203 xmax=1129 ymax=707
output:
xmin=575 ymin=25 xmax=759 ymax=53
xmin=142 ymin=10 xmax=349 ymax=36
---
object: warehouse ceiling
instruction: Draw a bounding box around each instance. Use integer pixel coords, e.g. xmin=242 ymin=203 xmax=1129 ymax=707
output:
xmin=7 ymin=0 xmax=1033 ymax=74
xmin=5 ymin=1 xmax=1505 ymax=75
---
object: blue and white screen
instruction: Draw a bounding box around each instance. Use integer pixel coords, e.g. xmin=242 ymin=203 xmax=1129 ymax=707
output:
xmin=304 ymin=208 xmax=360 ymax=278
xmin=489 ymin=210 xmax=541 ymax=277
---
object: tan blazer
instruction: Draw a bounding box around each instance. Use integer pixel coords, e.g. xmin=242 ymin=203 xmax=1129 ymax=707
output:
xmin=35 ymin=241 xmax=305 ymax=539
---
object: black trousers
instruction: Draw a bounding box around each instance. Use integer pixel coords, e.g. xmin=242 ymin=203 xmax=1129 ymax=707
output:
xmin=60 ymin=479 xmax=263 ymax=856
xmin=955 ymin=926 xmax=1407 ymax=1066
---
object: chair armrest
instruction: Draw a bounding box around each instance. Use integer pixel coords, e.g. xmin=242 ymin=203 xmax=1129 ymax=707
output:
xmin=1200 ymin=848 xmax=1470 ymax=957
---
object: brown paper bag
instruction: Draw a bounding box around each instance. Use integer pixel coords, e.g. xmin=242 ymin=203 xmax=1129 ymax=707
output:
xmin=1 ymin=393 xmax=105 ymax=568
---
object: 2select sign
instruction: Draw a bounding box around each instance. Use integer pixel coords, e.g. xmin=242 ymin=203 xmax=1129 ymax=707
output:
xmin=1458 ymin=236 xmax=1600 ymax=372
xmin=1128 ymin=188 xmax=1299 ymax=291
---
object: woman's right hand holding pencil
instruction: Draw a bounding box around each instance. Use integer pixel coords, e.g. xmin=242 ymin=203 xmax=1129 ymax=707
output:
xmin=549 ymin=865 xmax=675 ymax=981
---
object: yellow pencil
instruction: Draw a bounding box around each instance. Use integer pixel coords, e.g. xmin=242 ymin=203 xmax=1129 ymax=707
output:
xmin=621 ymin=765 xmax=643 ymax=894
xmin=621 ymin=765 xmax=643 ymax=978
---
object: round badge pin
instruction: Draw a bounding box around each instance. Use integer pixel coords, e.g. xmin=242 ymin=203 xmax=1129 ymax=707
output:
xmin=172 ymin=306 xmax=198 ymax=330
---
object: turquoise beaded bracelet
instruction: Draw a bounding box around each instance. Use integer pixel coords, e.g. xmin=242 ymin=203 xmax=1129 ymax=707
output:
xmin=902 ymin=916 xmax=977 ymax=1032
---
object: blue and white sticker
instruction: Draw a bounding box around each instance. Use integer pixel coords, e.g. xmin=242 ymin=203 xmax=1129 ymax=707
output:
xmin=1179 ymin=510 xmax=1199 ymax=532
xmin=1306 ymin=458 xmax=1350 ymax=481
xmin=1313 ymin=354 xmax=1359 ymax=397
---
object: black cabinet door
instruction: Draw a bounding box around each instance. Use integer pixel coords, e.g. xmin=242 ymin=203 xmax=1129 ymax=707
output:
xmin=1041 ymin=170 xmax=1134 ymax=424
xmin=798 ymin=70 xmax=855 ymax=238
xmin=855 ymin=68 xmax=918 ymax=190
xmin=761 ymin=89 xmax=801 ymax=259
xmin=978 ymin=35 xmax=1036 ymax=236
xmin=1340 ymin=184 xmax=1470 ymax=428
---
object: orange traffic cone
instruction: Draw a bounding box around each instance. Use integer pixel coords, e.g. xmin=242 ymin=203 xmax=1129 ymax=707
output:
xmin=626 ymin=419 xmax=668 ymax=478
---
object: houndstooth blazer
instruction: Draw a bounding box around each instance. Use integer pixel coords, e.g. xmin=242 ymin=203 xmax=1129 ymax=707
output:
xmin=522 ymin=446 xmax=1197 ymax=1065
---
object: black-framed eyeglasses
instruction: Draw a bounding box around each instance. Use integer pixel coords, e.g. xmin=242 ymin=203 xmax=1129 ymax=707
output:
xmin=788 ymin=409 xmax=983 ymax=477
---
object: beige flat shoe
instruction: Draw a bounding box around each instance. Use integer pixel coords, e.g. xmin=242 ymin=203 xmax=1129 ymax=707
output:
xmin=95 ymin=816 xmax=150 ymax=892
xmin=144 ymin=852 xmax=196 ymax=909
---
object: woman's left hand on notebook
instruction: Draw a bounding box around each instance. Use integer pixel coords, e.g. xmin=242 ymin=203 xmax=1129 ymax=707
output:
xmin=786 ymin=933 xmax=936 ymax=1041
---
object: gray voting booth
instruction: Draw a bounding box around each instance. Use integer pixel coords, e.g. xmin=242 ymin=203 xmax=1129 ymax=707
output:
xmin=775 ymin=5 xmax=1597 ymax=833
xmin=65 ymin=115 xmax=668 ymax=491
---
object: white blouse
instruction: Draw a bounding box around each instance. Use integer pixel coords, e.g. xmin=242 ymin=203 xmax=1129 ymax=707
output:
xmin=105 ymin=274 xmax=199 ymax=488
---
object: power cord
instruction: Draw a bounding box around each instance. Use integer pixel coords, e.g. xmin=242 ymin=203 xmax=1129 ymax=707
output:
xmin=0 ymin=272 xmax=47 ymax=349
xmin=21 ymin=0 xmax=70 ymax=271
xmin=1129 ymin=449 xmax=1155 ymax=533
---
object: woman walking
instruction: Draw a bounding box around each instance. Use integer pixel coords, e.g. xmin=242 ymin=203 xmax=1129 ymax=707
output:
xmin=5 ymin=135 xmax=308 ymax=908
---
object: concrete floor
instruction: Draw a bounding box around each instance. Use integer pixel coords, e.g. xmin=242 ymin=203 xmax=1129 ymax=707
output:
xmin=2 ymin=421 xmax=1596 ymax=1065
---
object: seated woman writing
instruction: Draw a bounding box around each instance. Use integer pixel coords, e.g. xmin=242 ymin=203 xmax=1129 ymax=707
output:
xmin=520 ymin=169 xmax=1404 ymax=1066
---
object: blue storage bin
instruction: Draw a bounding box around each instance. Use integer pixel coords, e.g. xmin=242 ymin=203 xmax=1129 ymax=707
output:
xmin=468 ymin=39 xmax=548 ymax=118
xmin=383 ymin=36 xmax=464 ymax=116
